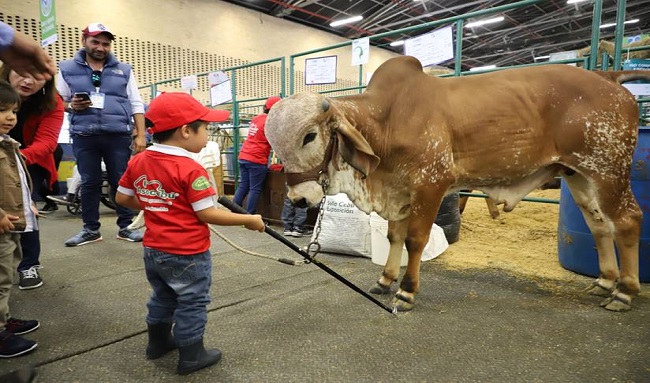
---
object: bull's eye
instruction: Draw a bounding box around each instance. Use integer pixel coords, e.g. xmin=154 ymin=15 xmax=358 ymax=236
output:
xmin=302 ymin=132 xmax=317 ymax=146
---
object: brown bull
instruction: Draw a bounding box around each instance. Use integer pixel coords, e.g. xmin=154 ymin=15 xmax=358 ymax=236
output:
xmin=265 ymin=56 xmax=645 ymax=312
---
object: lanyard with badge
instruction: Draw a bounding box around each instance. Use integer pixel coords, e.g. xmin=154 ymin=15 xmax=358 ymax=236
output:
xmin=89 ymin=70 xmax=105 ymax=109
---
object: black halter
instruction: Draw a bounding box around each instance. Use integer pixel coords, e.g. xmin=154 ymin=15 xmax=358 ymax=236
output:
xmin=284 ymin=134 xmax=338 ymax=188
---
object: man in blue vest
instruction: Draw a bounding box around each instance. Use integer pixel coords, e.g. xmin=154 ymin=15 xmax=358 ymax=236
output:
xmin=56 ymin=23 xmax=146 ymax=246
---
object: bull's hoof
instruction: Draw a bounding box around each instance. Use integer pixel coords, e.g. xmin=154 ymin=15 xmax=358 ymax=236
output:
xmin=586 ymin=280 xmax=615 ymax=297
xmin=391 ymin=293 xmax=415 ymax=312
xmin=600 ymin=292 xmax=632 ymax=312
xmin=369 ymin=282 xmax=392 ymax=295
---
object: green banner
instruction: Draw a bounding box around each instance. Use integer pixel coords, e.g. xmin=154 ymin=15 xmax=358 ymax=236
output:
xmin=40 ymin=0 xmax=57 ymax=47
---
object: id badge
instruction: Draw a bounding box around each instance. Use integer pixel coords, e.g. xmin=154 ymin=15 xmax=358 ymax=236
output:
xmin=90 ymin=92 xmax=105 ymax=109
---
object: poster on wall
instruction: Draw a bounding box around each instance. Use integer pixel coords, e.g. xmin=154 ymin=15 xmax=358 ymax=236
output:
xmin=404 ymin=25 xmax=454 ymax=67
xmin=351 ymin=38 xmax=370 ymax=66
xmin=305 ymin=55 xmax=337 ymax=85
xmin=208 ymin=71 xmax=232 ymax=106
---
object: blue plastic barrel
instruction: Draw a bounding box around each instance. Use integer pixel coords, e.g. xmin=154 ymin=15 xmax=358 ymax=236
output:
xmin=558 ymin=126 xmax=650 ymax=282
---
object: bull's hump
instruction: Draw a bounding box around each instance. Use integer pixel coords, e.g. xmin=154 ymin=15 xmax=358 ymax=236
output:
xmin=367 ymin=56 xmax=427 ymax=91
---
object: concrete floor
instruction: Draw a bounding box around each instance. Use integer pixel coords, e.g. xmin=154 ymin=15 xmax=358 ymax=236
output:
xmin=1 ymin=205 xmax=649 ymax=383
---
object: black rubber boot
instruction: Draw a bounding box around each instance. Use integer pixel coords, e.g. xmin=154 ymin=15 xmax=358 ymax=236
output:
xmin=146 ymin=323 xmax=176 ymax=360
xmin=177 ymin=340 xmax=222 ymax=375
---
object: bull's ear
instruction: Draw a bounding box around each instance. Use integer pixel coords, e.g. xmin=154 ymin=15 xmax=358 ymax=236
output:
xmin=335 ymin=124 xmax=380 ymax=178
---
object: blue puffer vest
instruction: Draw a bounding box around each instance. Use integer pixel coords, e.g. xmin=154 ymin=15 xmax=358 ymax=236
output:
xmin=59 ymin=49 xmax=133 ymax=136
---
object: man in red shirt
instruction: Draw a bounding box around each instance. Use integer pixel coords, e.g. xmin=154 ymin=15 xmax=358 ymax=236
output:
xmin=233 ymin=96 xmax=280 ymax=213
xmin=116 ymin=92 xmax=264 ymax=375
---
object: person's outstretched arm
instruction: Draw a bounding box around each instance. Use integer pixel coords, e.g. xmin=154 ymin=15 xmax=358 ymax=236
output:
xmin=196 ymin=207 xmax=265 ymax=232
xmin=0 ymin=22 xmax=56 ymax=81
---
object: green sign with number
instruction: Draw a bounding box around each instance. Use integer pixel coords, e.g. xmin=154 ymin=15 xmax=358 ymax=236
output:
xmin=40 ymin=0 xmax=57 ymax=47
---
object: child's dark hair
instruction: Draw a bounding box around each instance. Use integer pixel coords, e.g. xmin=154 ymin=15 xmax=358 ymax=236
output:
xmin=151 ymin=120 xmax=204 ymax=143
xmin=0 ymin=80 xmax=21 ymax=109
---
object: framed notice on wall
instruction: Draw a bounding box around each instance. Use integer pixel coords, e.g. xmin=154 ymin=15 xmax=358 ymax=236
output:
xmin=305 ymin=55 xmax=337 ymax=85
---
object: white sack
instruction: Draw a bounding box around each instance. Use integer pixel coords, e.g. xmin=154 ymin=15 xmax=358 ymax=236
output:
xmin=310 ymin=193 xmax=372 ymax=257
xmin=370 ymin=212 xmax=448 ymax=267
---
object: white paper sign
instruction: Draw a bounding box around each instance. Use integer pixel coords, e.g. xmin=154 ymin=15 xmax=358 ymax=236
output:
xmin=404 ymin=26 xmax=454 ymax=67
xmin=210 ymin=81 xmax=232 ymax=106
xmin=305 ymin=56 xmax=337 ymax=85
xmin=366 ymin=71 xmax=374 ymax=85
xmin=208 ymin=71 xmax=229 ymax=86
xmin=351 ymin=38 xmax=370 ymax=66
xmin=181 ymin=75 xmax=198 ymax=90
xmin=549 ymin=51 xmax=578 ymax=66
xmin=208 ymin=71 xmax=232 ymax=106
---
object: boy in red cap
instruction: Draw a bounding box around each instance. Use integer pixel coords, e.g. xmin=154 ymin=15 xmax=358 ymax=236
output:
xmin=116 ymin=92 xmax=265 ymax=375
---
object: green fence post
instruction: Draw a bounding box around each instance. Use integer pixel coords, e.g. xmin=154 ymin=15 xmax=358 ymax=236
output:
xmin=280 ymin=56 xmax=286 ymax=98
xmin=601 ymin=52 xmax=610 ymax=71
xmin=588 ymin=0 xmax=603 ymax=70
xmin=358 ymin=65 xmax=364 ymax=94
xmin=231 ymin=69 xmax=240 ymax=189
xmin=612 ymin=0 xmax=627 ymax=70
xmin=454 ymin=19 xmax=464 ymax=76
xmin=289 ymin=56 xmax=295 ymax=96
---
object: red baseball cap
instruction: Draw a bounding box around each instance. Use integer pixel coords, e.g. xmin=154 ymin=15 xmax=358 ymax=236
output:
xmin=145 ymin=92 xmax=230 ymax=134
xmin=264 ymin=96 xmax=281 ymax=110
xmin=82 ymin=23 xmax=115 ymax=40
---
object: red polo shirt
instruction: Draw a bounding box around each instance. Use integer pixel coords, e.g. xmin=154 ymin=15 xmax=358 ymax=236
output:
xmin=238 ymin=113 xmax=271 ymax=165
xmin=118 ymin=144 xmax=216 ymax=255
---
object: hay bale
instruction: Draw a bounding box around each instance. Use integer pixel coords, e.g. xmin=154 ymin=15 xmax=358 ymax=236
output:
xmin=578 ymin=37 xmax=650 ymax=64
xmin=423 ymin=65 xmax=454 ymax=76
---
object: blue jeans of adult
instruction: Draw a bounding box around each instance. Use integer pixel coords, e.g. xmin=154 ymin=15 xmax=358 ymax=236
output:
xmin=72 ymin=134 xmax=134 ymax=232
xmin=233 ymin=160 xmax=268 ymax=214
xmin=281 ymin=196 xmax=307 ymax=231
xmin=143 ymin=247 xmax=212 ymax=346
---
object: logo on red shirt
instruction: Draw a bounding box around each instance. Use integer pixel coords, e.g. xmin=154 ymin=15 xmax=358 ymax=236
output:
xmin=134 ymin=175 xmax=179 ymax=204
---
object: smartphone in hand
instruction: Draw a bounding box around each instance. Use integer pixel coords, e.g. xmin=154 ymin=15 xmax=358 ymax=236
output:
xmin=73 ymin=92 xmax=91 ymax=102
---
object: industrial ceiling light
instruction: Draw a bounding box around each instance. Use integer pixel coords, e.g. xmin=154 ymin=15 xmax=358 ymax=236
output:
xmin=600 ymin=19 xmax=640 ymax=28
xmin=390 ymin=40 xmax=405 ymax=47
xmin=465 ymin=16 xmax=505 ymax=28
xmin=329 ymin=15 xmax=363 ymax=27
xmin=567 ymin=0 xmax=589 ymax=4
xmin=534 ymin=55 xmax=550 ymax=60
xmin=469 ymin=65 xmax=497 ymax=71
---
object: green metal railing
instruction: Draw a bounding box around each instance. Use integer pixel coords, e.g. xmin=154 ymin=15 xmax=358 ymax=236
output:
xmin=138 ymin=0 xmax=648 ymax=196
xmin=459 ymin=191 xmax=560 ymax=205
xmin=138 ymin=57 xmax=287 ymax=186
xmin=288 ymin=0 xmax=545 ymax=95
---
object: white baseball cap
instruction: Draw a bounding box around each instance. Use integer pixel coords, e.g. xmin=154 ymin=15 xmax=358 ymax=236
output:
xmin=82 ymin=23 xmax=115 ymax=40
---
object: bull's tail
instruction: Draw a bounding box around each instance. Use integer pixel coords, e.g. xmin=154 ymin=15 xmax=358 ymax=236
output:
xmin=594 ymin=70 xmax=650 ymax=84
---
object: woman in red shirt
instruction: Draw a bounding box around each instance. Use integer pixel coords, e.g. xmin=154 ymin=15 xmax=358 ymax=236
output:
xmin=1 ymin=65 xmax=64 ymax=290
xmin=233 ymin=96 xmax=280 ymax=214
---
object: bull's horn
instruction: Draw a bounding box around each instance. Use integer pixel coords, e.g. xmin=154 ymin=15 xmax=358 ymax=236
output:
xmin=322 ymin=99 xmax=330 ymax=112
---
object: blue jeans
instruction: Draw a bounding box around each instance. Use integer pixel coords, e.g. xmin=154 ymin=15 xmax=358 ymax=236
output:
xmin=233 ymin=160 xmax=268 ymax=214
xmin=143 ymin=247 xmax=212 ymax=346
xmin=72 ymin=134 xmax=134 ymax=231
xmin=281 ymin=196 xmax=307 ymax=231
